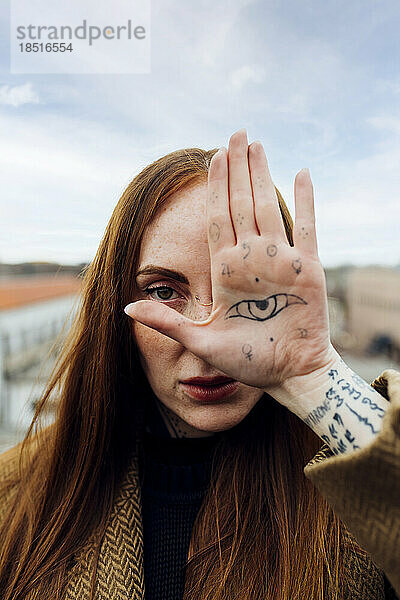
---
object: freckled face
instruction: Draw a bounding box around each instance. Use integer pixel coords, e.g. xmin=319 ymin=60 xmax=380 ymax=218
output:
xmin=131 ymin=180 xmax=264 ymax=434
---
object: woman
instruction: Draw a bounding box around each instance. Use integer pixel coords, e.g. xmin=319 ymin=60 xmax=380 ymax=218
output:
xmin=0 ymin=129 xmax=399 ymax=600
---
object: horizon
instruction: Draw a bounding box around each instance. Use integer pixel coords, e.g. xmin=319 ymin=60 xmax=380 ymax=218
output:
xmin=1 ymin=260 xmax=400 ymax=272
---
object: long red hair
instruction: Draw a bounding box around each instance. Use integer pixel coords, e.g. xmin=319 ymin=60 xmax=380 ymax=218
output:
xmin=0 ymin=147 xmax=354 ymax=599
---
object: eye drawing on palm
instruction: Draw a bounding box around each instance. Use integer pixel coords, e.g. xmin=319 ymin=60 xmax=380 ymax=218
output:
xmin=224 ymin=293 xmax=307 ymax=321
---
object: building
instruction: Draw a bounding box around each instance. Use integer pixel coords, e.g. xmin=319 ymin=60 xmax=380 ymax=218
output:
xmin=346 ymin=266 xmax=400 ymax=356
xmin=0 ymin=275 xmax=81 ymax=452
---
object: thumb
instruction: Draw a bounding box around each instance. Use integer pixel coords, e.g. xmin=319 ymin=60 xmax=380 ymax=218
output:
xmin=124 ymin=300 xmax=200 ymax=348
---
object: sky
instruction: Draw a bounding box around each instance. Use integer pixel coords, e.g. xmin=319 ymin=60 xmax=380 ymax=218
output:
xmin=0 ymin=0 xmax=399 ymax=267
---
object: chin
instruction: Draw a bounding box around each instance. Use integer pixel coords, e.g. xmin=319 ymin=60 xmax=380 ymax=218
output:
xmin=181 ymin=401 xmax=257 ymax=434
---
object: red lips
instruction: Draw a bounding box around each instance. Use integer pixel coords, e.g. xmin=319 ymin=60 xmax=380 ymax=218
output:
xmin=180 ymin=376 xmax=240 ymax=402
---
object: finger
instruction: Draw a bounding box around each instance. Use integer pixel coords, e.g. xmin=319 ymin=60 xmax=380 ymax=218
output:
xmin=248 ymin=141 xmax=287 ymax=242
xmin=293 ymin=169 xmax=318 ymax=255
xmin=207 ymin=147 xmax=236 ymax=251
xmin=124 ymin=301 xmax=203 ymax=349
xmin=228 ymin=129 xmax=258 ymax=242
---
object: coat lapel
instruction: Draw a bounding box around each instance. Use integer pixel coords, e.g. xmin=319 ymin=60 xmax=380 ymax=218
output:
xmin=65 ymin=445 xmax=145 ymax=600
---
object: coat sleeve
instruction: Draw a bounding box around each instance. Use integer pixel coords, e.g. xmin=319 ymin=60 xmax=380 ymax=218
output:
xmin=304 ymin=368 xmax=400 ymax=598
xmin=0 ymin=428 xmax=48 ymax=526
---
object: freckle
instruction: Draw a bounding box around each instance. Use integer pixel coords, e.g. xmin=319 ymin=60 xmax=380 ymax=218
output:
xmin=255 ymin=277 xmax=259 ymax=282
xmin=270 ymin=337 xmax=274 ymax=342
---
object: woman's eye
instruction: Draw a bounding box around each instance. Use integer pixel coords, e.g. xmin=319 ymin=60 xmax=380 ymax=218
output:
xmin=144 ymin=285 xmax=180 ymax=302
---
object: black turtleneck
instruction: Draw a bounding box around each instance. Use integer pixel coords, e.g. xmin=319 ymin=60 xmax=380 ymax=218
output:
xmin=138 ymin=393 xmax=222 ymax=600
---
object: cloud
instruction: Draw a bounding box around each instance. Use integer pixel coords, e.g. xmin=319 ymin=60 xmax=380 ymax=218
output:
xmin=367 ymin=116 xmax=400 ymax=136
xmin=230 ymin=65 xmax=266 ymax=90
xmin=314 ymin=140 xmax=400 ymax=266
xmin=0 ymin=0 xmax=399 ymax=266
xmin=377 ymin=79 xmax=400 ymax=96
xmin=0 ymin=109 xmax=187 ymax=263
xmin=0 ymin=83 xmax=40 ymax=107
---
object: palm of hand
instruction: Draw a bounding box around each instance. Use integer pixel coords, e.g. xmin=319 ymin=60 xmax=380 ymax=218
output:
xmin=125 ymin=130 xmax=332 ymax=391
xmin=197 ymin=238 xmax=330 ymax=389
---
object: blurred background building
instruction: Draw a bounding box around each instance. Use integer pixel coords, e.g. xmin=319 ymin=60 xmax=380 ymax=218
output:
xmin=346 ymin=267 xmax=400 ymax=359
xmin=326 ymin=264 xmax=400 ymax=383
xmin=0 ymin=263 xmax=83 ymax=453
xmin=0 ymin=261 xmax=399 ymax=454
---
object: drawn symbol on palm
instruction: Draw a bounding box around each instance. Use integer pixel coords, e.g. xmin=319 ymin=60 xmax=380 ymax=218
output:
xmin=225 ymin=293 xmax=307 ymax=321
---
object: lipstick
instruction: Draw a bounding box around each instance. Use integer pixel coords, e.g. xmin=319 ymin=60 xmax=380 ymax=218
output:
xmin=180 ymin=376 xmax=240 ymax=402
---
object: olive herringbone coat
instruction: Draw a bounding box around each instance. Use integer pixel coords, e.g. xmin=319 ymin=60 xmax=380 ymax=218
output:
xmin=0 ymin=370 xmax=399 ymax=599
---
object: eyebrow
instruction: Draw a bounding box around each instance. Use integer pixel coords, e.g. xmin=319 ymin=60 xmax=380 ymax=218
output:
xmin=135 ymin=265 xmax=189 ymax=285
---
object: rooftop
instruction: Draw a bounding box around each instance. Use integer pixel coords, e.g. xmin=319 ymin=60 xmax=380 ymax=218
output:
xmin=0 ymin=275 xmax=82 ymax=311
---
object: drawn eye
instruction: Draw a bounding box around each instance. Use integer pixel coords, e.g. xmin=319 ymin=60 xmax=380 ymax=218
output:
xmin=224 ymin=293 xmax=307 ymax=321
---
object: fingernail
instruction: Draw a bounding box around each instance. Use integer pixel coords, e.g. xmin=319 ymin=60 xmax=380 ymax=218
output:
xmin=301 ymin=168 xmax=310 ymax=175
xmin=234 ymin=127 xmax=247 ymax=140
xmin=124 ymin=303 xmax=135 ymax=315
xmin=249 ymin=140 xmax=263 ymax=151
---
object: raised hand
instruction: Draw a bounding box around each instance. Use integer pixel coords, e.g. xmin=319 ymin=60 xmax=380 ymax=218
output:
xmin=124 ymin=129 xmax=334 ymax=392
